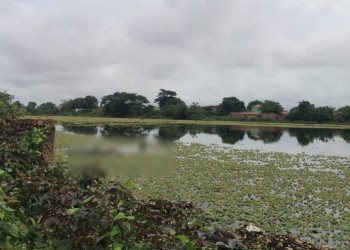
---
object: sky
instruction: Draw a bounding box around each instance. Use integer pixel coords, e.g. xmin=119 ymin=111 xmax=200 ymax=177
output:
xmin=1 ymin=0 xmax=350 ymax=110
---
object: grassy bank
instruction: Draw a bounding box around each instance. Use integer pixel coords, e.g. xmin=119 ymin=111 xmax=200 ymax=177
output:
xmin=24 ymin=115 xmax=350 ymax=129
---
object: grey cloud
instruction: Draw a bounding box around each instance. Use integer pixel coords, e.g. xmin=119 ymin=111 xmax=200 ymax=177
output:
xmin=0 ymin=0 xmax=350 ymax=109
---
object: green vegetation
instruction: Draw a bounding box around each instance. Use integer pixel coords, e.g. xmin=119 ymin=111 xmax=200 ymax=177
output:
xmin=16 ymin=88 xmax=350 ymax=124
xmin=287 ymin=101 xmax=342 ymax=123
xmin=2 ymin=89 xmax=346 ymax=248
xmin=1 ymin=91 xmax=236 ymax=249
xmin=36 ymin=102 xmax=58 ymax=115
xmin=101 ymin=92 xmax=153 ymax=117
xmin=218 ymin=97 xmax=245 ymax=115
xmin=247 ymin=100 xmax=263 ymax=110
xmin=261 ymin=100 xmax=283 ymax=114
xmin=25 ymin=115 xmax=350 ymax=129
xmin=128 ymin=143 xmax=350 ymax=248
xmin=61 ymin=95 xmax=98 ymax=111
xmin=54 ymin=129 xmax=350 ymax=249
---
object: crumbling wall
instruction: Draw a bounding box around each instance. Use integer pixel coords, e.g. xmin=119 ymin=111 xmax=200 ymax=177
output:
xmin=5 ymin=119 xmax=55 ymax=165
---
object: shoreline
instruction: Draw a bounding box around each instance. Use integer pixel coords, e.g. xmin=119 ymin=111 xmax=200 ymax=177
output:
xmin=23 ymin=115 xmax=350 ymax=130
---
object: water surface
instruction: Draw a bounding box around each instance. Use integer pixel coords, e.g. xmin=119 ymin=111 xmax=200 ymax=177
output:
xmin=56 ymin=124 xmax=350 ymax=156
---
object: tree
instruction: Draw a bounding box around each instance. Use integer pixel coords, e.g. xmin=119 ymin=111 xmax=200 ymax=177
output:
xmin=14 ymin=101 xmax=25 ymax=108
xmin=154 ymin=89 xmax=178 ymax=109
xmin=36 ymin=102 xmax=58 ymax=115
xmin=61 ymin=95 xmax=99 ymax=111
xmin=218 ymin=97 xmax=245 ymax=115
xmin=101 ymin=92 xmax=151 ymax=117
xmin=186 ymin=103 xmax=206 ymax=120
xmin=84 ymin=95 xmax=98 ymax=109
xmin=0 ymin=91 xmax=24 ymax=125
xmin=161 ymin=102 xmax=188 ymax=119
xmin=247 ymin=100 xmax=263 ymax=110
xmin=26 ymin=102 xmax=37 ymax=113
xmin=338 ymin=106 xmax=350 ymax=121
xmin=287 ymin=101 xmax=315 ymax=121
xmin=315 ymin=106 xmax=335 ymax=123
xmin=261 ymin=100 xmax=283 ymax=114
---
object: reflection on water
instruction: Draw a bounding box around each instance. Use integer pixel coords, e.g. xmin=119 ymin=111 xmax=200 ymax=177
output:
xmin=57 ymin=124 xmax=350 ymax=156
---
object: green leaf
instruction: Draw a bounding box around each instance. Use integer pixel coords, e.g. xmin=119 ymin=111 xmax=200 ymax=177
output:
xmin=187 ymin=221 xmax=196 ymax=227
xmin=83 ymin=195 xmax=95 ymax=204
xmin=202 ymin=226 xmax=214 ymax=231
xmin=0 ymin=170 xmax=10 ymax=177
xmin=124 ymin=181 xmax=138 ymax=189
xmin=6 ymin=224 xmax=19 ymax=237
xmin=66 ymin=208 xmax=81 ymax=216
xmin=126 ymin=215 xmax=135 ymax=220
xmin=124 ymin=222 xmax=131 ymax=231
xmin=175 ymin=235 xmax=188 ymax=243
xmin=117 ymin=200 xmax=124 ymax=207
xmin=114 ymin=212 xmax=126 ymax=221
xmin=170 ymin=230 xmax=176 ymax=236
xmin=110 ymin=226 xmax=121 ymax=237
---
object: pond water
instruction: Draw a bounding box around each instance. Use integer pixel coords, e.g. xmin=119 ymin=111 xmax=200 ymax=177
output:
xmin=56 ymin=124 xmax=350 ymax=156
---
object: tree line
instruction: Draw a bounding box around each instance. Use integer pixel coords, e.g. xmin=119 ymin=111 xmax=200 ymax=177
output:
xmin=9 ymin=89 xmax=350 ymax=123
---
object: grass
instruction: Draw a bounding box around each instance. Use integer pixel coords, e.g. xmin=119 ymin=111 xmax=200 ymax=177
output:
xmin=54 ymin=131 xmax=350 ymax=249
xmin=24 ymin=115 xmax=350 ymax=130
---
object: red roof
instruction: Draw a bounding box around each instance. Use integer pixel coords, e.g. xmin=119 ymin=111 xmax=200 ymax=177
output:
xmin=230 ymin=112 xmax=260 ymax=115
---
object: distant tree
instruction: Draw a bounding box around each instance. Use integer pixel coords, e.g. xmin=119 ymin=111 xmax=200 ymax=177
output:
xmin=0 ymin=91 xmax=24 ymax=124
xmin=218 ymin=97 xmax=245 ymax=115
xmin=101 ymin=92 xmax=151 ymax=117
xmin=26 ymin=102 xmax=37 ymax=113
xmin=247 ymin=100 xmax=263 ymax=110
xmin=287 ymin=101 xmax=315 ymax=121
xmin=338 ymin=106 xmax=350 ymax=121
xmin=315 ymin=106 xmax=335 ymax=123
xmin=60 ymin=95 xmax=98 ymax=111
xmin=261 ymin=100 xmax=283 ymax=114
xmin=84 ymin=95 xmax=98 ymax=109
xmin=186 ymin=103 xmax=206 ymax=120
xmin=154 ymin=89 xmax=178 ymax=109
xmin=36 ymin=102 xmax=58 ymax=115
xmin=161 ymin=102 xmax=188 ymax=119
xmin=13 ymin=101 xmax=25 ymax=108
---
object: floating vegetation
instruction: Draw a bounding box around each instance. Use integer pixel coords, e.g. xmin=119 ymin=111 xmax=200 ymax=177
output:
xmin=129 ymin=143 xmax=350 ymax=249
xmin=54 ymin=130 xmax=350 ymax=249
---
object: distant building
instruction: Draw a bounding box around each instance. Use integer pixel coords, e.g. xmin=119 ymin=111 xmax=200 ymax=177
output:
xmin=202 ymin=105 xmax=219 ymax=112
xmin=251 ymin=104 xmax=262 ymax=112
xmin=229 ymin=105 xmax=289 ymax=121
xmin=56 ymin=104 xmax=64 ymax=110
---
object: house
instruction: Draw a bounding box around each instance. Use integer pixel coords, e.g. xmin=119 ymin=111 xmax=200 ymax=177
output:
xmin=251 ymin=104 xmax=262 ymax=112
xmin=229 ymin=104 xmax=289 ymax=121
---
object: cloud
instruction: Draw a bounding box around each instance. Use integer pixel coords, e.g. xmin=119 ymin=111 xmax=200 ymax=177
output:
xmin=0 ymin=0 xmax=350 ymax=109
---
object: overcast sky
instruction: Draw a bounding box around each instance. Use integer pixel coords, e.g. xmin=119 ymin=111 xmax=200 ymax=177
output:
xmin=1 ymin=0 xmax=350 ymax=110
